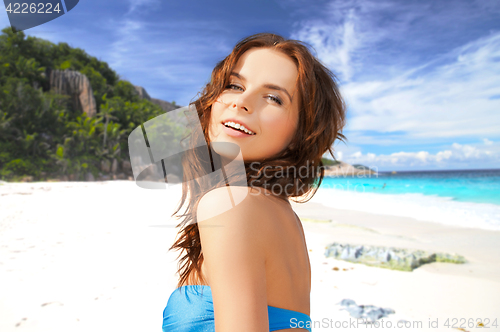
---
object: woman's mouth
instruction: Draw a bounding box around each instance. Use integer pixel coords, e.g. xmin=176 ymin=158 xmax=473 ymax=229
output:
xmin=222 ymin=121 xmax=256 ymax=138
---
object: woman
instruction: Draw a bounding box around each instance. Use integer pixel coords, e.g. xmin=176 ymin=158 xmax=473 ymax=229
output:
xmin=162 ymin=32 xmax=346 ymax=332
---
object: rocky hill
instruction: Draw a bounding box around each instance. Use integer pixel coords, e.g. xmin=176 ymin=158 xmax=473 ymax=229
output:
xmin=133 ymin=85 xmax=182 ymax=113
xmin=47 ymin=69 xmax=180 ymax=118
xmin=323 ymin=161 xmax=377 ymax=176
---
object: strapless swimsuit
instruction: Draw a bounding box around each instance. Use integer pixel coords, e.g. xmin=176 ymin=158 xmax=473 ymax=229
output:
xmin=162 ymin=285 xmax=312 ymax=331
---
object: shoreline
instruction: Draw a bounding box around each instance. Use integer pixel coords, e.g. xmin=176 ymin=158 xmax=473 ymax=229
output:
xmin=308 ymin=187 xmax=500 ymax=231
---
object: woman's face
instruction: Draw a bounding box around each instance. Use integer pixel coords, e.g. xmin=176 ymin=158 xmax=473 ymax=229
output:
xmin=209 ymin=48 xmax=300 ymax=162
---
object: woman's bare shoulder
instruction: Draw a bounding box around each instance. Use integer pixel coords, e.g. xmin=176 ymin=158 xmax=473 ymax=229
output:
xmin=196 ymin=186 xmax=282 ymax=223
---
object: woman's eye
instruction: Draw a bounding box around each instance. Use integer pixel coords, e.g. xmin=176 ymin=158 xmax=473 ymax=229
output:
xmin=226 ymin=83 xmax=243 ymax=91
xmin=224 ymin=83 xmax=282 ymax=105
xmin=268 ymin=95 xmax=283 ymax=106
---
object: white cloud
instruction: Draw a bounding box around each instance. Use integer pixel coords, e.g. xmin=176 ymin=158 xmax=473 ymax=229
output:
xmin=483 ymin=138 xmax=494 ymax=146
xmin=342 ymin=141 xmax=500 ymax=170
xmin=290 ymin=0 xmax=428 ymax=83
xmin=292 ymin=7 xmax=360 ymax=81
xmin=127 ymin=0 xmax=160 ymax=14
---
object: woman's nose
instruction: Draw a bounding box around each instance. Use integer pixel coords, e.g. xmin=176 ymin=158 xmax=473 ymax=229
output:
xmin=232 ymin=93 xmax=252 ymax=113
xmin=232 ymin=101 xmax=248 ymax=112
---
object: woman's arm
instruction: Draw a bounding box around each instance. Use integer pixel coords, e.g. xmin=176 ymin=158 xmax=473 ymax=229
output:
xmin=197 ymin=186 xmax=271 ymax=332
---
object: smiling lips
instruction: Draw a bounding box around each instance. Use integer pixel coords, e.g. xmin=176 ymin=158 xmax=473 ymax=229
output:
xmin=222 ymin=120 xmax=256 ymax=136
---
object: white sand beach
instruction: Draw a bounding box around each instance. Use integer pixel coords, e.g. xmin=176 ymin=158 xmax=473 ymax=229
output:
xmin=0 ymin=181 xmax=499 ymax=331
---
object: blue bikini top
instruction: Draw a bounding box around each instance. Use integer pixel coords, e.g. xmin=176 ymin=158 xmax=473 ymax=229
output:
xmin=162 ymin=285 xmax=312 ymax=332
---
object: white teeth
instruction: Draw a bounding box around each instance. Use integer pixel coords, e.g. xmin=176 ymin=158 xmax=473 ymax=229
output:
xmin=224 ymin=121 xmax=255 ymax=135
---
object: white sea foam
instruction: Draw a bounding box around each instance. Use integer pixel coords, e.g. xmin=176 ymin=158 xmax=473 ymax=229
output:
xmin=310 ymin=187 xmax=500 ymax=231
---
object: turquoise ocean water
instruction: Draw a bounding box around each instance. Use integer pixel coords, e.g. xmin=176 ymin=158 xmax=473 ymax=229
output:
xmin=320 ymin=168 xmax=500 ymax=206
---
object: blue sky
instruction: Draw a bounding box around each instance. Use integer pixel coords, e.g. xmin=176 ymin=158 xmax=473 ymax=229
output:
xmin=1 ymin=0 xmax=499 ymax=171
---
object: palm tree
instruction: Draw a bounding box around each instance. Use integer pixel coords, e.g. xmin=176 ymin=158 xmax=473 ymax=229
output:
xmin=67 ymin=115 xmax=102 ymax=157
xmin=97 ymin=94 xmax=118 ymax=151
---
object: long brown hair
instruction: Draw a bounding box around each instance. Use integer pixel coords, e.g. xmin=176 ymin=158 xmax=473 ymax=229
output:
xmin=169 ymin=32 xmax=347 ymax=288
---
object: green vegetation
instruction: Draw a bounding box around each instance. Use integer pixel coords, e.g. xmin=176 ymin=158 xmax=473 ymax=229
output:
xmin=435 ymin=252 xmax=467 ymax=264
xmin=352 ymin=164 xmax=375 ymax=172
xmin=321 ymin=157 xmax=341 ymax=166
xmin=0 ymin=27 xmax=183 ymax=181
xmin=325 ymin=243 xmax=466 ymax=272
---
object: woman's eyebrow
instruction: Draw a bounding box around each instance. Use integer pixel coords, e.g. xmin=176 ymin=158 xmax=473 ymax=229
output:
xmin=230 ymin=72 xmax=293 ymax=103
